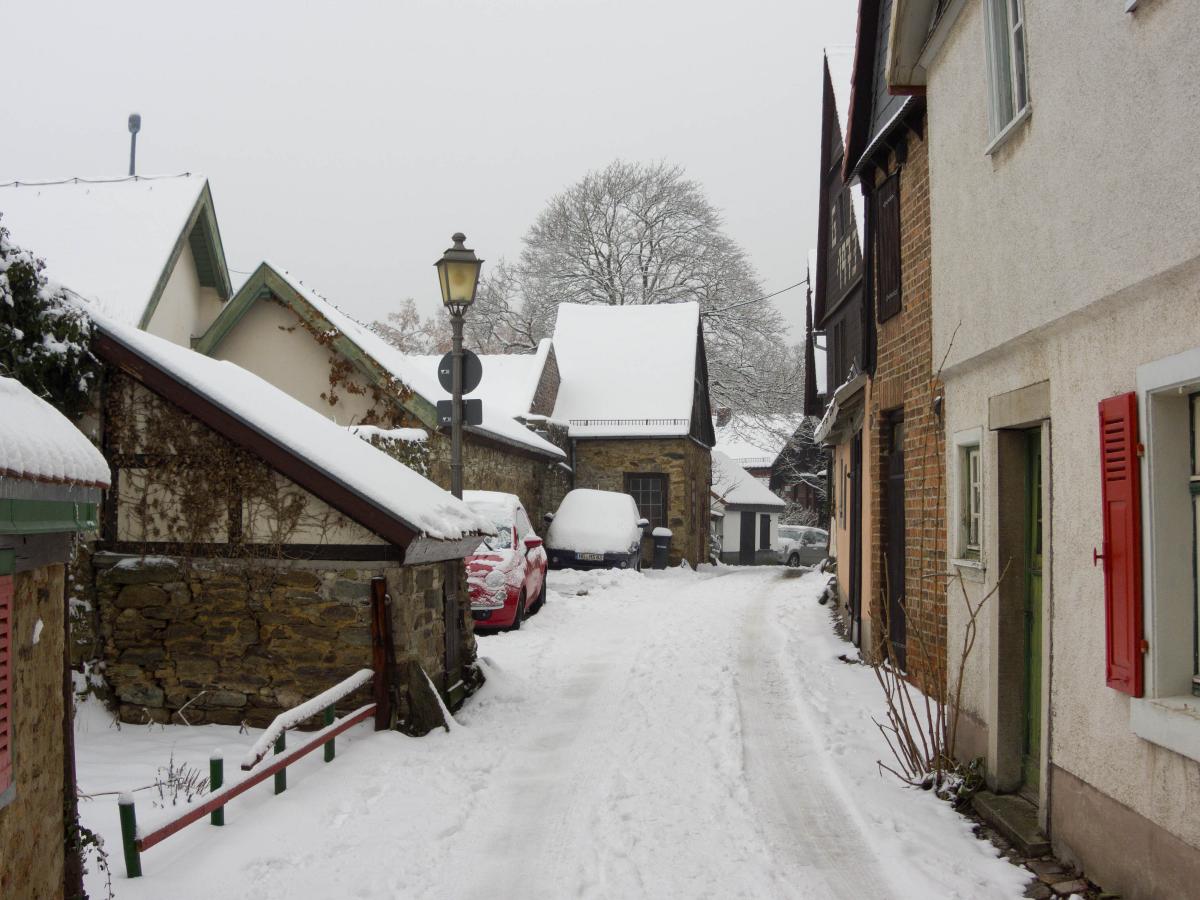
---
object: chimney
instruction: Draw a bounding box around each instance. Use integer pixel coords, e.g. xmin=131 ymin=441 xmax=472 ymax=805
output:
xmin=128 ymin=113 xmax=141 ymax=176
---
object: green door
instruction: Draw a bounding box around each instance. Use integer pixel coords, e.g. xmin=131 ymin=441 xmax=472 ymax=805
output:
xmin=1021 ymin=431 xmax=1044 ymax=795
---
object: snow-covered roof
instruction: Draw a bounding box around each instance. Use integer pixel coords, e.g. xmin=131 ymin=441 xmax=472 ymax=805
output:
xmin=713 ymin=415 xmax=801 ymax=470
xmin=0 ymin=174 xmax=218 ymax=326
xmin=259 ymin=265 xmax=564 ymax=460
xmin=711 ymin=450 xmax=786 ymax=509
xmin=551 ymin=302 xmax=700 ymax=438
xmin=411 ymin=337 xmax=552 ymax=421
xmin=462 ymin=489 xmax=521 ymax=521
xmin=94 ymin=315 xmax=490 ymax=543
xmin=0 ymin=377 xmax=110 ymax=488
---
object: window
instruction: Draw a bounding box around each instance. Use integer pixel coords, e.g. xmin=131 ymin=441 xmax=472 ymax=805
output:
xmin=875 ymin=175 xmax=902 ymax=322
xmin=0 ymin=572 xmax=11 ymax=805
xmin=983 ymin=0 xmax=1029 ymax=140
xmin=759 ymin=514 xmax=771 ymax=550
xmin=625 ymin=474 xmax=666 ymax=530
xmin=952 ymin=429 xmax=984 ymax=567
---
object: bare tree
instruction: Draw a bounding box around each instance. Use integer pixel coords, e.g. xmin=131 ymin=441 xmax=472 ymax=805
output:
xmin=473 ymin=160 xmax=804 ymax=419
xmin=371 ymin=298 xmax=451 ymax=354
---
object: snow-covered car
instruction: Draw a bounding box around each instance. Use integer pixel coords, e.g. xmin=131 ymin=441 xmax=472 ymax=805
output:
xmin=544 ymin=488 xmax=649 ymax=571
xmin=779 ymin=525 xmax=829 ymax=568
xmin=463 ymin=490 xmax=548 ymax=630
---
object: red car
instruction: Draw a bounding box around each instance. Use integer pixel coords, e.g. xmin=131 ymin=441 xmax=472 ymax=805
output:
xmin=464 ymin=491 xmax=548 ymax=630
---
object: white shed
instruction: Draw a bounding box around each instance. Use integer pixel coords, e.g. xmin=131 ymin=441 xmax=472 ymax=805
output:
xmin=711 ymin=450 xmax=786 ymax=565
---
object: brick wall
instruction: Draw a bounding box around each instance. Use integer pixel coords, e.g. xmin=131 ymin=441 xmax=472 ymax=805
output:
xmin=572 ymin=438 xmax=711 ymax=566
xmin=93 ymin=556 xmax=472 ymax=735
xmin=0 ymin=564 xmax=66 ymax=899
xmin=867 ymin=120 xmax=948 ymax=693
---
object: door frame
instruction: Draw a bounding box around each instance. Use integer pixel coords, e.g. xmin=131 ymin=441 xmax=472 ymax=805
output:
xmin=849 ymin=430 xmax=864 ymax=646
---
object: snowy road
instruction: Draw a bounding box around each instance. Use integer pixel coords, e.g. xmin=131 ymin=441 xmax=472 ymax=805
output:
xmin=77 ymin=567 xmax=1027 ymax=899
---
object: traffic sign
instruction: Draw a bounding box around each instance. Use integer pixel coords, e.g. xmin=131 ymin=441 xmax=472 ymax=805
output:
xmin=437 ymin=350 xmax=483 ymax=395
xmin=436 ymin=399 xmax=483 ymax=427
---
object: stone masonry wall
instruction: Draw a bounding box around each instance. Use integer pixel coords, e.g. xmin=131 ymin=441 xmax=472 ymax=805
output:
xmin=93 ymin=555 xmax=471 ymax=731
xmin=867 ymin=121 xmax=947 ymax=693
xmin=0 ymin=565 xmax=66 ymax=900
xmin=427 ymin=431 xmax=566 ymax=526
xmin=573 ymin=438 xmax=711 ymax=566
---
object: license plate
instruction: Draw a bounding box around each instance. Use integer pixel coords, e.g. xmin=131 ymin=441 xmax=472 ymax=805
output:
xmin=578 ymin=552 xmax=604 ymax=561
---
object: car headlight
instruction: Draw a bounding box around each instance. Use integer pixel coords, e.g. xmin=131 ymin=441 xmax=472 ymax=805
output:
xmin=492 ymin=587 xmax=507 ymax=604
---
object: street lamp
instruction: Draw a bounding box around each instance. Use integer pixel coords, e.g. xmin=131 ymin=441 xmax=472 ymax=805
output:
xmin=434 ymin=233 xmax=484 ymax=499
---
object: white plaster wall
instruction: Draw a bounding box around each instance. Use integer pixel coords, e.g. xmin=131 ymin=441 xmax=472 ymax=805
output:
xmin=942 ymin=257 xmax=1200 ymax=849
xmin=145 ymin=241 xmax=225 ymax=347
xmin=213 ymin=299 xmax=376 ymax=426
xmin=926 ymin=1 xmax=1200 ymax=375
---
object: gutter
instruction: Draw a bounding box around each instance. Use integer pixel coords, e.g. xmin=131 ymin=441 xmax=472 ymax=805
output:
xmin=814 ymin=372 xmax=869 ymax=445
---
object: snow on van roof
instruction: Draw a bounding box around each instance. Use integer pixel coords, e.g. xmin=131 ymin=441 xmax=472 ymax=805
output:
xmin=711 ymin=450 xmax=786 ymax=509
xmin=0 ymin=175 xmax=208 ymax=326
xmin=263 ymin=264 xmax=564 ymax=460
xmin=0 ymin=377 xmax=110 ymax=487
xmin=551 ymin=302 xmax=699 ymax=437
xmin=94 ymin=315 xmax=490 ymax=542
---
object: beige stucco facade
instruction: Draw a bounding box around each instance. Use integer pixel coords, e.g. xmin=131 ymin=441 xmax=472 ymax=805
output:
xmin=144 ymin=241 xmax=226 ymax=349
xmin=922 ymin=2 xmax=1200 ymax=894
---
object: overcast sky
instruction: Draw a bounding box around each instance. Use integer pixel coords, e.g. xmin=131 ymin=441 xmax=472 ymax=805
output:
xmin=1 ymin=0 xmax=856 ymax=341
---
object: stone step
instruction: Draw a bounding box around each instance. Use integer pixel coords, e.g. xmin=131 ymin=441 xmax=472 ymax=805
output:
xmin=973 ymin=790 xmax=1051 ymax=857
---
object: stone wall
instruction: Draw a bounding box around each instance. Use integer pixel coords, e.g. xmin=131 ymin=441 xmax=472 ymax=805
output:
xmin=573 ymin=438 xmax=711 ymax=566
xmin=0 ymin=564 xmax=66 ymax=900
xmin=93 ymin=555 xmax=474 ymax=733
xmin=427 ymin=430 xmax=567 ymax=526
xmin=529 ymin=346 xmax=561 ymax=416
xmin=866 ymin=121 xmax=947 ymax=693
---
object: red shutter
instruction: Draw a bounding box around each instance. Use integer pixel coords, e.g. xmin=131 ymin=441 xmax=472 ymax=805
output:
xmin=0 ymin=574 xmax=12 ymax=793
xmin=1098 ymin=392 xmax=1144 ymax=696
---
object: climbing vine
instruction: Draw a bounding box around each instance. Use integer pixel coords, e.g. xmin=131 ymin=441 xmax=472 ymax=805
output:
xmin=0 ymin=219 xmax=99 ymax=419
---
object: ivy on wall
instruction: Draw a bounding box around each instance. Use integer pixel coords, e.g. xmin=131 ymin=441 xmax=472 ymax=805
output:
xmin=0 ymin=219 xmax=99 ymax=419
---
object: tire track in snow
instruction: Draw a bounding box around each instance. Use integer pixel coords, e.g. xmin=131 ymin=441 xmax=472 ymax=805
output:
xmin=734 ymin=579 xmax=896 ymax=900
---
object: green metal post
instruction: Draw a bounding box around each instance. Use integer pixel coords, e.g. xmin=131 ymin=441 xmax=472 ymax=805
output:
xmin=118 ymin=794 xmax=142 ymax=878
xmin=210 ymin=752 xmax=224 ymax=826
xmin=323 ymin=706 xmax=335 ymax=762
xmin=274 ymin=733 xmax=286 ymax=794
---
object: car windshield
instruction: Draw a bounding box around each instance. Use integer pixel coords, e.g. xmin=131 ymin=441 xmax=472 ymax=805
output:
xmin=481 ymin=522 xmax=513 ymax=551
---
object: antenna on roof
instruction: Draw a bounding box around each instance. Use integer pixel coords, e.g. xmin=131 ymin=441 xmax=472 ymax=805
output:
xmin=127 ymin=113 xmax=142 ymax=176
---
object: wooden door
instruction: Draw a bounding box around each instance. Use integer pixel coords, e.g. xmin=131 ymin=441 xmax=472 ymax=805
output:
xmin=1022 ymin=431 xmax=1044 ymax=794
xmin=885 ymin=413 xmax=907 ymax=670
xmin=739 ymin=511 xmax=756 ymax=565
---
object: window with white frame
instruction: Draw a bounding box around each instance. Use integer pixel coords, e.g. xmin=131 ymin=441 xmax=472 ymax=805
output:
xmin=983 ymin=0 xmax=1029 ymax=139
xmin=952 ymin=428 xmax=984 ymax=565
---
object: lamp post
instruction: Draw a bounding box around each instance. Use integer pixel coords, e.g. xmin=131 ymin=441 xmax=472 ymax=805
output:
xmin=434 ymin=233 xmax=484 ymax=499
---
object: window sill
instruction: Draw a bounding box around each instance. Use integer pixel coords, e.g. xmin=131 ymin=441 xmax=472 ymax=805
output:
xmin=1130 ymin=695 xmax=1200 ymax=764
xmin=950 ymin=557 xmax=985 ymax=583
xmin=984 ymin=104 xmax=1031 ymax=157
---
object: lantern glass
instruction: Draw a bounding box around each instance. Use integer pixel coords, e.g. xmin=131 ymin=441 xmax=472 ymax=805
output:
xmin=434 ymin=233 xmax=483 ymax=311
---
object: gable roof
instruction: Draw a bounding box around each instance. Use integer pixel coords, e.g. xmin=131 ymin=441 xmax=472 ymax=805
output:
xmin=550 ymin=302 xmax=705 ymax=438
xmin=469 ymin=339 xmax=555 ymax=418
xmin=93 ymin=314 xmax=490 ymax=558
xmin=711 ymin=450 xmax=786 ymax=510
xmin=197 ymin=262 xmax=564 ymax=461
xmin=0 ymin=174 xmax=230 ymax=328
xmin=0 ymin=377 xmax=110 ymax=489
xmin=713 ymin=415 xmax=803 ymax=470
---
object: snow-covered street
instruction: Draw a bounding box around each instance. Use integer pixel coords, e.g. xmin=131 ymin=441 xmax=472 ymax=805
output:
xmin=77 ymin=567 xmax=1027 ymax=899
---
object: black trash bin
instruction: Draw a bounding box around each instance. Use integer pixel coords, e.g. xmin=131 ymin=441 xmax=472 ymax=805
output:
xmin=651 ymin=527 xmax=672 ymax=570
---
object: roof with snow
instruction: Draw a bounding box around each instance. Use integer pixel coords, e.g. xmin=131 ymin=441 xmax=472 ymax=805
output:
xmin=0 ymin=377 xmax=110 ymax=489
xmin=551 ymin=302 xmax=708 ymax=439
xmin=711 ymin=450 xmax=786 ymax=510
xmin=198 ymin=262 xmax=564 ymax=461
xmin=93 ymin=315 xmax=491 ymax=554
xmin=0 ymin=174 xmax=229 ymax=327
xmin=713 ymin=415 xmax=802 ymax=470
xmin=412 ymin=338 xmax=554 ymax=420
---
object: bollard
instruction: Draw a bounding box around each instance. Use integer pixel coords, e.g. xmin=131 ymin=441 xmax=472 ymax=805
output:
xmin=324 ymin=706 xmax=336 ymax=762
xmin=274 ymin=733 xmax=286 ymax=794
xmin=209 ymin=751 xmax=224 ymax=826
xmin=118 ymin=793 xmax=142 ymax=878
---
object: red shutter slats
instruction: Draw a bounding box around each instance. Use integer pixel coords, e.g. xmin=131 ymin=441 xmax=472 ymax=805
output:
xmin=1098 ymin=392 xmax=1144 ymax=697
xmin=0 ymin=574 xmax=11 ymax=792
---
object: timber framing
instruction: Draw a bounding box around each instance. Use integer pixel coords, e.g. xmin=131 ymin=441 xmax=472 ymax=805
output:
xmin=94 ymin=328 xmax=428 ymax=553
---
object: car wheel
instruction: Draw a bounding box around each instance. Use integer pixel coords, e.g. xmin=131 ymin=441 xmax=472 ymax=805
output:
xmin=787 ymin=553 xmax=801 ymax=568
xmin=532 ymin=580 xmax=547 ymax=613
xmin=510 ymin=592 xmax=527 ymax=631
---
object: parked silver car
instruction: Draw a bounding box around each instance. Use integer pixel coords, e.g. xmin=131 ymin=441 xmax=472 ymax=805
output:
xmin=779 ymin=526 xmax=829 ymax=568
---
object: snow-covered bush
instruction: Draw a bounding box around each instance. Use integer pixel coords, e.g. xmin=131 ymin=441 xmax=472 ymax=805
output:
xmin=0 ymin=218 xmax=99 ymax=419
